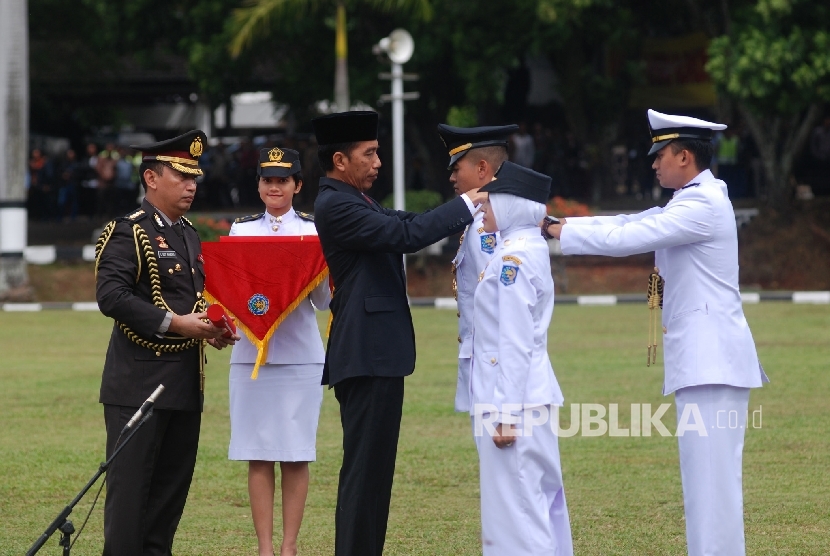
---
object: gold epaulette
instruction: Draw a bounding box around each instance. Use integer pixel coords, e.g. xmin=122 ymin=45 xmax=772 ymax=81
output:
xmin=235 ymin=213 xmax=264 ymax=224
xmin=296 ymin=211 xmax=315 ymax=222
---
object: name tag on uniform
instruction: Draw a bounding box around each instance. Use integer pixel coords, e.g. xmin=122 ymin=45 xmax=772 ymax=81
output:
xmin=157 ymin=250 xmax=178 ymax=258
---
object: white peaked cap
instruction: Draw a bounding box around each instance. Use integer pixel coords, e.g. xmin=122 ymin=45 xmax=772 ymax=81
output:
xmin=647 ymin=109 xmax=727 ymax=155
xmin=647 ymin=109 xmax=727 ymax=131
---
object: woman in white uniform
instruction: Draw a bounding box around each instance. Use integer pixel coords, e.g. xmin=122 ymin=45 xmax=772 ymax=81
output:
xmin=471 ymin=162 xmax=573 ymax=556
xmin=228 ymin=147 xmax=331 ymax=556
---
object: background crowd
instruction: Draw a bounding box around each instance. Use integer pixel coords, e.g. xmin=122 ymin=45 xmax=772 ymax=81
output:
xmin=25 ymin=115 xmax=830 ymax=222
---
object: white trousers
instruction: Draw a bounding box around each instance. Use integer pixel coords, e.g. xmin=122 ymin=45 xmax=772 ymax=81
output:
xmin=675 ymin=384 xmax=750 ymax=556
xmin=473 ymin=410 xmax=573 ymax=556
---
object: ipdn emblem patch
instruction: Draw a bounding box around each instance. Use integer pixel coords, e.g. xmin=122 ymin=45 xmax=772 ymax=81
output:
xmin=500 ymin=264 xmax=519 ymax=286
xmin=248 ymin=293 xmax=270 ymax=316
xmin=480 ymin=233 xmax=497 ymax=254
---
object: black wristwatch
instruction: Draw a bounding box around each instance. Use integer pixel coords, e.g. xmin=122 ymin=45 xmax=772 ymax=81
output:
xmin=541 ymin=215 xmax=560 ymax=240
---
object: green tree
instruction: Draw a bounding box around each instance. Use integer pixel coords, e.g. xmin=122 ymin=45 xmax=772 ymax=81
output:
xmin=707 ymin=0 xmax=830 ymax=204
xmin=229 ymin=0 xmax=433 ymax=112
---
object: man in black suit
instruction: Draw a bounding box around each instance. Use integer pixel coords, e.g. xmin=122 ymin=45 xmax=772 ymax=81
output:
xmin=95 ymin=130 xmax=238 ymax=556
xmin=312 ymin=111 xmax=487 ymax=556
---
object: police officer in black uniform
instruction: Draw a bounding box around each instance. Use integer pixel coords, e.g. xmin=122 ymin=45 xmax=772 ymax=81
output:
xmin=95 ymin=130 xmax=238 ymax=556
xmin=312 ymin=111 xmax=487 ymax=556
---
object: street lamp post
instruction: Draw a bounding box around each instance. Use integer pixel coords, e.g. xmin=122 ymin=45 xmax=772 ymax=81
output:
xmin=374 ymin=29 xmax=417 ymax=213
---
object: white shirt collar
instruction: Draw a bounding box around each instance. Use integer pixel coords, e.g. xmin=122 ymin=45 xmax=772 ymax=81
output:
xmin=683 ymin=169 xmax=713 ymax=188
xmin=265 ymin=206 xmax=296 ymax=221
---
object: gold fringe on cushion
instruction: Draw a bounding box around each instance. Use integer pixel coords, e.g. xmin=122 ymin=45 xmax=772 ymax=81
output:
xmin=204 ymin=268 xmax=329 ymax=380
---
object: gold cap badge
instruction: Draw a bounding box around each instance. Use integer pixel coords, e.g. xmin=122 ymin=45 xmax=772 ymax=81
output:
xmin=189 ymin=137 xmax=203 ymax=158
xmin=268 ymin=148 xmax=284 ymax=162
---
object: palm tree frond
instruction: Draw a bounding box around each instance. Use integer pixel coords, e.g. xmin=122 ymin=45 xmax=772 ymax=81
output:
xmin=229 ymin=0 xmax=315 ymax=58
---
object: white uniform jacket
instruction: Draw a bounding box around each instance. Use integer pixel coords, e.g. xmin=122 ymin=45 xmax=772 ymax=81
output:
xmin=453 ymin=211 xmax=499 ymax=411
xmin=454 ymin=210 xmax=499 ymax=358
xmin=228 ymin=208 xmax=331 ymax=365
xmin=471 ymin=226 xmax=564 ymax=420
xmin=559 ymin=170 xmax=768 ymax=394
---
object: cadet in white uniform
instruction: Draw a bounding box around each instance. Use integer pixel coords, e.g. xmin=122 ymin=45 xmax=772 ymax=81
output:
xmin=437 ymin=123 xmax=517 ymax=411
xmin=546 ymin=110 xmax=769 ymax=556
xmin=472 ymin=162 xmax=573 ymax=556
xmin=228 ymin=147 xmax=331 ymax=556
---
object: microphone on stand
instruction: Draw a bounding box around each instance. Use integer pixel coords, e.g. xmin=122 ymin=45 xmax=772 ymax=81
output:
xmin=121 ymin=384 xmax=165 ymax=435
xmin=207 ymin=304 xmax=237 ymax=338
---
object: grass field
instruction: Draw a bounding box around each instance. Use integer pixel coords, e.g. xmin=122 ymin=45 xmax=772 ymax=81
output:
xmin=2 ymin=304 xmax=829 ymax=555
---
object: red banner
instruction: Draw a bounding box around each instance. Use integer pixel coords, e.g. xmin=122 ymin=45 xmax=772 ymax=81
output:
xmin=202 ymin=236 xmax=328 ymax=378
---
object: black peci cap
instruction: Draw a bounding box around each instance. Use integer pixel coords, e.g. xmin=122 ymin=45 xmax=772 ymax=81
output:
xmin=437 ymin=124 xmax=518 ymax=169
xmin=312 ymin=111 xmax=379 ymax=146
xmin=482 ymin=161 xmax=551 ymax=204
xmin=130 ymin=129 xmax=207 ymax=176
xmin=258 ymin=147 xmax=301 ymax=178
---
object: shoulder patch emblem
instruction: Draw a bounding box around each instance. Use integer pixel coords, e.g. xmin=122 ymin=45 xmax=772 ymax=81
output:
xmin=296 ymin=211 xmax=315 ymax=222
xmin=476 ymin=227 xmax=485 ymax=234
xmin=153 ymin=213 xmax=165 ymax=228
xmin=480 ymin=233 xmax=497 ymax=254
xmin=500 ymin=264 xmax=519 ymax=286
xmin=126 ymin=209 xmax=145 ymax=221
xmin=502 ymin=255 xmax=522 ymax=265
xmin=235 ymin=213 xmax=264 ymax=224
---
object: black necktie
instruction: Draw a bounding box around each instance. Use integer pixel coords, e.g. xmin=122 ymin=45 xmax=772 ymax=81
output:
xmin=172 ymin=221 xmax=184 ymax=238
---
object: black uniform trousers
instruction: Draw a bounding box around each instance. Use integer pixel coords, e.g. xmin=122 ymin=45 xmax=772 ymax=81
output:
xmin=102 ymin=404 xmax=201 ymax=556
xmin=334 ymin=376 xmax=405 ymax=556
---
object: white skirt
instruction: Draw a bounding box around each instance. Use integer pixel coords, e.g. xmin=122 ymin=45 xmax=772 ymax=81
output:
xmin=228 ymin=363 xmax=323 ymax=462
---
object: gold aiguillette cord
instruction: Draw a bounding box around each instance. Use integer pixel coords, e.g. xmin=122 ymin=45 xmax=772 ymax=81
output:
xmin=646 ymin=267 xmax=664 ymax=367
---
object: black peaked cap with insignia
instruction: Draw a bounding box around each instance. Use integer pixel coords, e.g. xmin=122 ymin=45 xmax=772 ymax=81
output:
xmin=130 ymin=130 xmax=208 ymax=176
xmin=258 ymin=147 xmax=301 ymax=178
xmin=312 ymin=111 xmax=378 ymax=146
xmin=437 ymin=124 xmax=519 ymax=169
xmin=482 ymin=161 xmax=551 ymax=204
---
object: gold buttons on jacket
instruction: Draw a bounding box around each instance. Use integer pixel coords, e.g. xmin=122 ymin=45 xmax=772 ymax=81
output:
xmin=458 ymin=336 xmax=462 ymax=343
xmin=663 ymin=326 xmax=668 ymax=334
xmin=155 ymin=351 xmax=161 ymax=357
xmin=196 ymin=292 xmax=202 ymax=298
xmin=175 ymin=264 xmax=182 ymax=272
xmin=490 ymin=357 xmax=497 ymax=364
xmin=168 ymin=268 xmax=174 ymax=274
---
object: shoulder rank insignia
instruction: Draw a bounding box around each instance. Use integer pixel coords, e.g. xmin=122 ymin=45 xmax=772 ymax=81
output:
xmin=181 ymin=216 xmax=195 ymax=228
xmin=153 ymin=212 xmax=165 ymax=228
xmin=480 ymin=233 xmax=497 ymax=254
xmin=502 ymin=255 xmax=522 ymax=265
xmin=476 ymin=227 xmax=485 ymax=234
xmin=235 ymin=213 xmax=264 ymax=224
xmin=296 ymin=211 xmax=315 ymax=222
xmin=126 ymin=209 xmax=145 ymax=221
xmin=500 ymin=263 xmax=519 ymax=286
